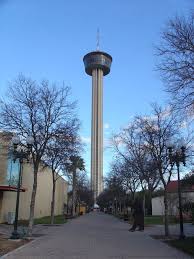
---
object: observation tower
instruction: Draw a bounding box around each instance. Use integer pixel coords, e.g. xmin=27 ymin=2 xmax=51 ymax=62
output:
xmin=83 ymin=49 xmax=112 ymax=202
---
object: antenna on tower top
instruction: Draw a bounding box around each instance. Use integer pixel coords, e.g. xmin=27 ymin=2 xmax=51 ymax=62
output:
xmin=96 ymin=28 xmax=100 ymax=51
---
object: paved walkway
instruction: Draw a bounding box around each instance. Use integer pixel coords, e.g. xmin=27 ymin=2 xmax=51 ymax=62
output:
xmin=1 ymin=213 xmax=193 ymax=259
xmin=145 ymin=222 xmax=194 ymax=237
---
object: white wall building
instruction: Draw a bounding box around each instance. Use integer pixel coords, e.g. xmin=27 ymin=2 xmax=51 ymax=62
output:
xmin=152 ymin=181 xmax=194 ymax=216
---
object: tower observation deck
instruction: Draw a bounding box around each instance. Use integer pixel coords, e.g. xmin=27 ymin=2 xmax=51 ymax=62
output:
xmin=83 ymin=51 xmax=112 ymax=203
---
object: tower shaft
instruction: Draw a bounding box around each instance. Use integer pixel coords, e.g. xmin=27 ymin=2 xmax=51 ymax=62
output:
xmin=91 ymin=69 xmax=103 ymax=202
xmin=83 ymin=50 xmax=112 ymax=204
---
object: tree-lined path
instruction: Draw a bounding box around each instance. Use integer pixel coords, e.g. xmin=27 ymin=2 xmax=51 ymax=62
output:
xmin=3 ymin=213 xmax=191 ymax=259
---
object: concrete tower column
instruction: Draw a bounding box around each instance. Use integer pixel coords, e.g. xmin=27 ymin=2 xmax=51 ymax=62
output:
xmin=83 ymin=51 xmax=112 ymax=204
xmin=91 ymin=69 xmax=97 ymax=198
xmin=97 ymin=69 xmax=103 ymax=195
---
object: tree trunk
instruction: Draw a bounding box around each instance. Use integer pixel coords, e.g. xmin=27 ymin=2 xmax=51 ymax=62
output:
xmin=164 ymin=190 xmax=169 ymax=237
xmin=28 ymin=164 xmax=38 ymax=236
xmin=79 ymin=201 xmax=81 ymax=215
xmin=72 ymin=169 xmax=76 ymax=217
xmin=51 ymin=178 xmax=56 ymax=224
xmin=131 ymin=191 xmax=135 ymax=201
xmin=147 ymin=190 xmax=152 ymax=215
xmin=119 ymin=201 xmax=122 ymax=213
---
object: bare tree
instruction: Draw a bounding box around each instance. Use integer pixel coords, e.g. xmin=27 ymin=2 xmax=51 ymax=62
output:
xmin=76 ymin=171 xmax=93 ymax=211
xmin=44 ymin=120 xmax=81 ymax=224
xmin=110 ymin=103 xmax=184 ymax=235
xmin=0 ymin=75 xmax=76 ymax=235
xmin=110 ymin=159 xmax=140 ymax=200
xmin=156 ymin=12 xmax=194 ymax=112
xmin=105 ymin=172 xmax=126 ymax=213
xmin=111 ymin=120 xmax=160 ymax=212
xmin=136 ymin=104 xmax=180 ymax=236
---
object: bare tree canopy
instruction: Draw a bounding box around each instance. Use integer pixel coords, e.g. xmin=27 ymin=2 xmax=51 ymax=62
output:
xmin=109 ymin=158 xmax=140 ymax=199
xmin=43 ymin=119 xmax=82 ymax=224
xmin=156 ymin=12 xmax=194 ymax=112
xmin=0 ymin=74 xmax=78 ymax=235
xmin=76 ymin=172 xmax=93 ymax=209
xmin=111 ymin=113 xmax=162 ymax=196
xmin=110 ymin=104 xmax=184 ymax=236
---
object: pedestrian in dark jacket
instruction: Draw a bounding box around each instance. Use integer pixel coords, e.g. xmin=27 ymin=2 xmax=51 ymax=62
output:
xmin=129 ymin=197 xmax=144 ymax=231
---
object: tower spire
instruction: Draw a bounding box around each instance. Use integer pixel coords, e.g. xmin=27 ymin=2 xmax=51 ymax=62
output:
xmin=96 ymin=28 xmax=100 ymax=51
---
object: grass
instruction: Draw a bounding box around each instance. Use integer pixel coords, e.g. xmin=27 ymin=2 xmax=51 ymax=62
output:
xmin=18 ymin=215 xmax=67 ymax=226
xmin=34 ymin=215 xmax=67 ymax=224
xmin=114 ymin=214 xmax=175 ymax=225
xmin=114 ymin=214 xmax=192 ymax=225
xmin=144 ymin=216 xmax=177 ymax=225
xmin=165 ymin=237 xmax=194 ymax=257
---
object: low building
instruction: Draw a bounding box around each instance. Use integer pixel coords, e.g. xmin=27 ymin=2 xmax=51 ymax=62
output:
xmin=152 ymin=181 xmax=194 ymax=216
xmin=152 ymin=196 xmax=164 ymax=216
xmin=0 ymin=133 xmax=68 ymax=223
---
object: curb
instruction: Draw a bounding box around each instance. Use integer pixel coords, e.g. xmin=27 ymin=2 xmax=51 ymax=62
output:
xmin=1 ymin=237 xmax=39 ymax=258
xmin=0 ymin=224 xmax=68 ymax=258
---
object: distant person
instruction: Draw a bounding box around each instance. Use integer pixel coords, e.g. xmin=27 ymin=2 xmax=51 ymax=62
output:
xmin=129 ymin=197 xmax=144 ymax=232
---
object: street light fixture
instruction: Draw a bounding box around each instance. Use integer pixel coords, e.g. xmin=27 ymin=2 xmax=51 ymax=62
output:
xmin=10 ymin=134 xmax=33 ymax=239
xmin=167 ymin=141 xmax=186 ymax=239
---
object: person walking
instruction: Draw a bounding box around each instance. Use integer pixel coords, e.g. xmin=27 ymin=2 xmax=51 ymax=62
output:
xmin=129 ymin=197 xmax=144 ymax=232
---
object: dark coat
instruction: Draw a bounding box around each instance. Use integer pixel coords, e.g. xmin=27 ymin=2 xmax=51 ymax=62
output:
xmin=131 ymin=199 xmax=144 ymax=229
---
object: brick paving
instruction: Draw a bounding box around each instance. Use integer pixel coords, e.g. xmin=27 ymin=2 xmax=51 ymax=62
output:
xmin=1 ymin=213 xmax=193 ymax=259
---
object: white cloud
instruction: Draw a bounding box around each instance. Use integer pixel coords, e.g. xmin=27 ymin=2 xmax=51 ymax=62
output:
xmin=104 ymin=138 xmax=112 ymax=148
xmin=81 ymin=136 xmax=91 ymax=144
xmin=104 ymin=123 xmax=110 ymax=129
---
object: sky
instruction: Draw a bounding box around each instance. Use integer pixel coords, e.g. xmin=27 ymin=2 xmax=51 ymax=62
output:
xmin=0 ymin=0 xmax=193 ymax=175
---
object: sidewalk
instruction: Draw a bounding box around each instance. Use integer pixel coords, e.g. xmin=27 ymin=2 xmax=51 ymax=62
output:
xmin=0 ymin=223 xmax=51 ymax=238
xmin=144 ymin=222 xmax=194 ymax=237
xmin=1 ymin=213 xmax=193 ymax=259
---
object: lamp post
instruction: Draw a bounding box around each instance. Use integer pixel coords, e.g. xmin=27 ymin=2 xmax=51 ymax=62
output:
xmin=167 ymin=142 xmax=186 ymax=239
xmin=10 ymin=135 xmax=33 ymax=239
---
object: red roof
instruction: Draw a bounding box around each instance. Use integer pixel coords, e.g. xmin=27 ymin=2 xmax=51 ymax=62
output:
xmin=0 ymin=185 xmax=26 ymax=192
xmin=166 ymin=181 xmax=178 ymax=192
xmin=166 ymin=180 xmax=194 ymax=192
